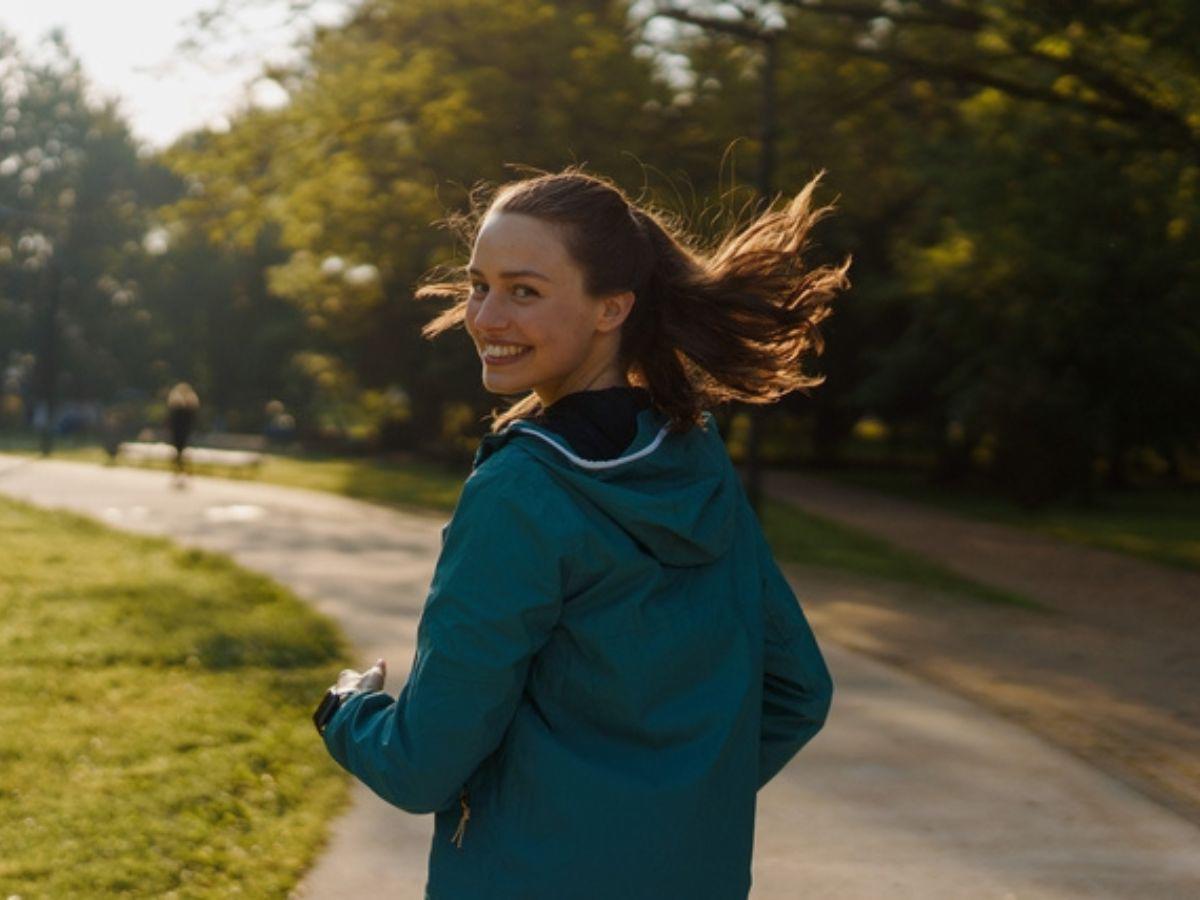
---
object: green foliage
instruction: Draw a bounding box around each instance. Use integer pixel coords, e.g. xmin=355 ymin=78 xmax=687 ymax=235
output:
xmin=883 ymin=87 xmax=1200 ymax=503
xmin=130 ymin=223 xmax=311 ymax=429
xmin=0 ymin=497 xmax=350 ymax=898
xmin=0 ymin=30 xmax=151 ymax=408
xmin=0 ymin=30 xmax=321 ymax=435
xmin=660 ymin=1 xmax=1200 ymax=505
xmin=7 ymin=1 xmax=1200 ymax=508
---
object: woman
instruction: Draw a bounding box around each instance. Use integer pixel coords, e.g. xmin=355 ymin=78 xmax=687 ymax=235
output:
xmin=315 ymin=169 xmax=850 ymax=899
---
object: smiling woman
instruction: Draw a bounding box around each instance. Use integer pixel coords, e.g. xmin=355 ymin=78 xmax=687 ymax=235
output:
xmin=316 ymin=167 xmax=850 ymax=900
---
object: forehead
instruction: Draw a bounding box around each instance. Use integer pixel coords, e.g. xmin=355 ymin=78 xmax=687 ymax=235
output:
xmin=469 ymin=212 xmax=575 ymax=274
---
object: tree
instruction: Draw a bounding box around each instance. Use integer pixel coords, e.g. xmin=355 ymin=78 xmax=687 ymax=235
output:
xmin=0 ymin=30 xmax=150 ymax=448
xmin=166 ymin=0 xmax=680 ymax=450
xmin=645 ymin=2 xmax=1200 ymax=503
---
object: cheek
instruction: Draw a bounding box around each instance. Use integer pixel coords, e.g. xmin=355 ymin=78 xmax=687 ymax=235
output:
xmin=563 ymin=307 xmax=600 ymax=349
xmin=517 ymin=299 xmax=592 ymax=350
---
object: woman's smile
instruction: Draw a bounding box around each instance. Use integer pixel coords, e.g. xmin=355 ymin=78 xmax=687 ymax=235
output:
xmin=480 ymin=342 xmax=532 ymax=365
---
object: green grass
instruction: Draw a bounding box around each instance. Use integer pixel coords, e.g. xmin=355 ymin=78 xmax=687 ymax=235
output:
xmin=831 ymin=469 xmax=1200 ymax=573
xmin=0 ymin=497 xmax=352 ymax=898
xmin=251 ymin=453 xmax=464 ymax=514
xmin=760 ymin=498 xmax=1041 ymax=609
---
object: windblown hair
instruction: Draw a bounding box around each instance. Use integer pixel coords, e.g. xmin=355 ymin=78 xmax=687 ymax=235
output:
xmin=417 ymin=168 xmax=851 ymax=434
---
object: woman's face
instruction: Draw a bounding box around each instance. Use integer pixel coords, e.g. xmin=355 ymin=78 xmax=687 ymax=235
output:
xmin=465 ymin=211 xmax=629 ymax=407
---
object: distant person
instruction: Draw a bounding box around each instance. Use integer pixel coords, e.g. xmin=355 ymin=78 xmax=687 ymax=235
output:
xmin=99 ymin=408 xmax=123 ymax=462
xmin=263 ymin=399 xmax=296 ymax=446
xmin=166 ymin=382 xmax=199 ymax=479
xmin=313 ymin=168 xmax=849 ymax=899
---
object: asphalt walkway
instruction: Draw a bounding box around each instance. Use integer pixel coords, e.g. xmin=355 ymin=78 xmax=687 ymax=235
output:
xmin=2 ymin=454 xmax=1198 ymax=898
xmin=765 ymin=470 xmax=1200 ymax=825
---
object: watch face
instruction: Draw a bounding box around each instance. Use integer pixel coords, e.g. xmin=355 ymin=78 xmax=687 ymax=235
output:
xmin=313 ymin=689 xmax=342 ymax=735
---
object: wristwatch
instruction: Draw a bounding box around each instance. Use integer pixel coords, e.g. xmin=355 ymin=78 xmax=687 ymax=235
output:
xmin=313 ymin=688 xmax=353 ymax=736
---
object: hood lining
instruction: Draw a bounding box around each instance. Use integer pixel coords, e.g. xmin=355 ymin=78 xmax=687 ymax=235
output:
xmin=508 ymin=422 xmax=671 ymax=471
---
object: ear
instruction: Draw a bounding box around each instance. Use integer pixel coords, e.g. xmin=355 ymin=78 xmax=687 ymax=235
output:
xmin=595 ymin=290 xmax=635 ymax=334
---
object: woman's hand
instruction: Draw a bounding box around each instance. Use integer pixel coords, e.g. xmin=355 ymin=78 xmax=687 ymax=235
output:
xmin=334 ymin=658 xmax=387 ymax=696
xmin=314 ymin=658 xmax=388 ymax=736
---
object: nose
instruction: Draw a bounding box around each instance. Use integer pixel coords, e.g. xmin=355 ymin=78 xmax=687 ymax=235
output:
xmin=471 ymin=290 xmax=508 ymax=333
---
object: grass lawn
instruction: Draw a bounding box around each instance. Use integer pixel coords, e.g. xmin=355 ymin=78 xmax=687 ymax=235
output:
xmin=759 ymin=498 xmax=1039 ymax=608
xmin=252 ymin=453 xmax=465 ymax=514
xmin=0 ymin=497 xmax=352 ymax=898
xmin=831 ymin=469 xmax=1200 ymax=573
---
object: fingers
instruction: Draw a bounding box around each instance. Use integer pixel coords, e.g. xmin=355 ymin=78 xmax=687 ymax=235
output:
xmin=335 ymin=668 xmax=363 ymax=692
xmin=359 ymin=658 xmax=387 ymax=693
xmin=332 ymin=659 xmax=388 ymax=695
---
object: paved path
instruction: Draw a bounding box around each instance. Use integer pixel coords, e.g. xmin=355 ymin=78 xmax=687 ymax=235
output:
xmin=764 ymin=470 xmax=1200 ymax=826
xmin=3 ymin=454 xmax=1199 ymax=898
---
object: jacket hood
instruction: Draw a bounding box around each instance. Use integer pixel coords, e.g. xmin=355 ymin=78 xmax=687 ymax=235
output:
xmin=472 ymin=408 xmax=738 ymax=567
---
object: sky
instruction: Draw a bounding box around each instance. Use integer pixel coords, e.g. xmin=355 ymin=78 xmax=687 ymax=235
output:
xmin=0 ymin=1 xmax=349 ymax=150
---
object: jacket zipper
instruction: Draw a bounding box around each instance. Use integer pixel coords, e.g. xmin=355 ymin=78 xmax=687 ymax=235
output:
xmin=451 ymin=788 xmax=471 ymax=848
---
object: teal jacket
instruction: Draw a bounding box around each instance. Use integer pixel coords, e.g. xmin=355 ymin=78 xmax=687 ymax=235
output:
xmin=322 ymin=407 xmax=833 ymax=899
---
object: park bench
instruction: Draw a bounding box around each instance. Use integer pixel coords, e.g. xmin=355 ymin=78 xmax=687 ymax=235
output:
xmin=199 ymin=432 xmax=268 ymax=453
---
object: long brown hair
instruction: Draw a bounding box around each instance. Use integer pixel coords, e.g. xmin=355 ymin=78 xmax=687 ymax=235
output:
xmin=418 ymin=168 xmax=851 ymax=433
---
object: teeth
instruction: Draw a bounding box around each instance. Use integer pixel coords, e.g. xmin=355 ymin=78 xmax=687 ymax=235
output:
xmin=484 ymin=344 xmax=529 ymax=358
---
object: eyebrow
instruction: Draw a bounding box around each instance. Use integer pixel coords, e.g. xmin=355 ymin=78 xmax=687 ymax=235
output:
xmin=467 ymin=266 xmax=553 ymax=283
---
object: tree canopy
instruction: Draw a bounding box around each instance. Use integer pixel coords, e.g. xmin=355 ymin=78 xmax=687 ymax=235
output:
xmin=2 ymin=0 xmax=1196 ymax=504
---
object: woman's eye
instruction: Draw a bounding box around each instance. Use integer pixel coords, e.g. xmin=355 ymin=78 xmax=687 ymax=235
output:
xmin=512 ymin=284 xmax=539 ymax=299
xmin=469 ymin=282 xmax=487 ymax=297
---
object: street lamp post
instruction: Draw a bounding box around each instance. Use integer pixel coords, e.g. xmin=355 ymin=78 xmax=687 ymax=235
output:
xmin=647 ymin=5 xmax=783 ymax=515
xmin=745 ymin=30 xmax=779 ymax=515
xmin=36 ymin=259 xmax=63 ymax=457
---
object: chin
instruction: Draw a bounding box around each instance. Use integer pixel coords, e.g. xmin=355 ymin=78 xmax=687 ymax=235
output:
xmin=482 ymin=373 xmax=532 ymax=395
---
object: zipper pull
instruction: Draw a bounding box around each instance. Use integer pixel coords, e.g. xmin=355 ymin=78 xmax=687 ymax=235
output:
xmin=451 ymin=788 xmax=471 ymax=848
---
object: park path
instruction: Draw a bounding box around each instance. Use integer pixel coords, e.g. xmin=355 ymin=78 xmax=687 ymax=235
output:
xmin=2 ymin=453 xmax=1199 ymax=898
xmin=764 ymin=470 xmax=1200 ymax=826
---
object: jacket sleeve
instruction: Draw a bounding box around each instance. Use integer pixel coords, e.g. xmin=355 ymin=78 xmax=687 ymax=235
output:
xmin=756 ymin=526 xmax=834 ymax=789
xmin=322 ymin=460 xmax=564 ymax=814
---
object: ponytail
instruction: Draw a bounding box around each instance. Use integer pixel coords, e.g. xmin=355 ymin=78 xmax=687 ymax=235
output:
xmin=418 ymin=168 xmax=850 ymax=434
